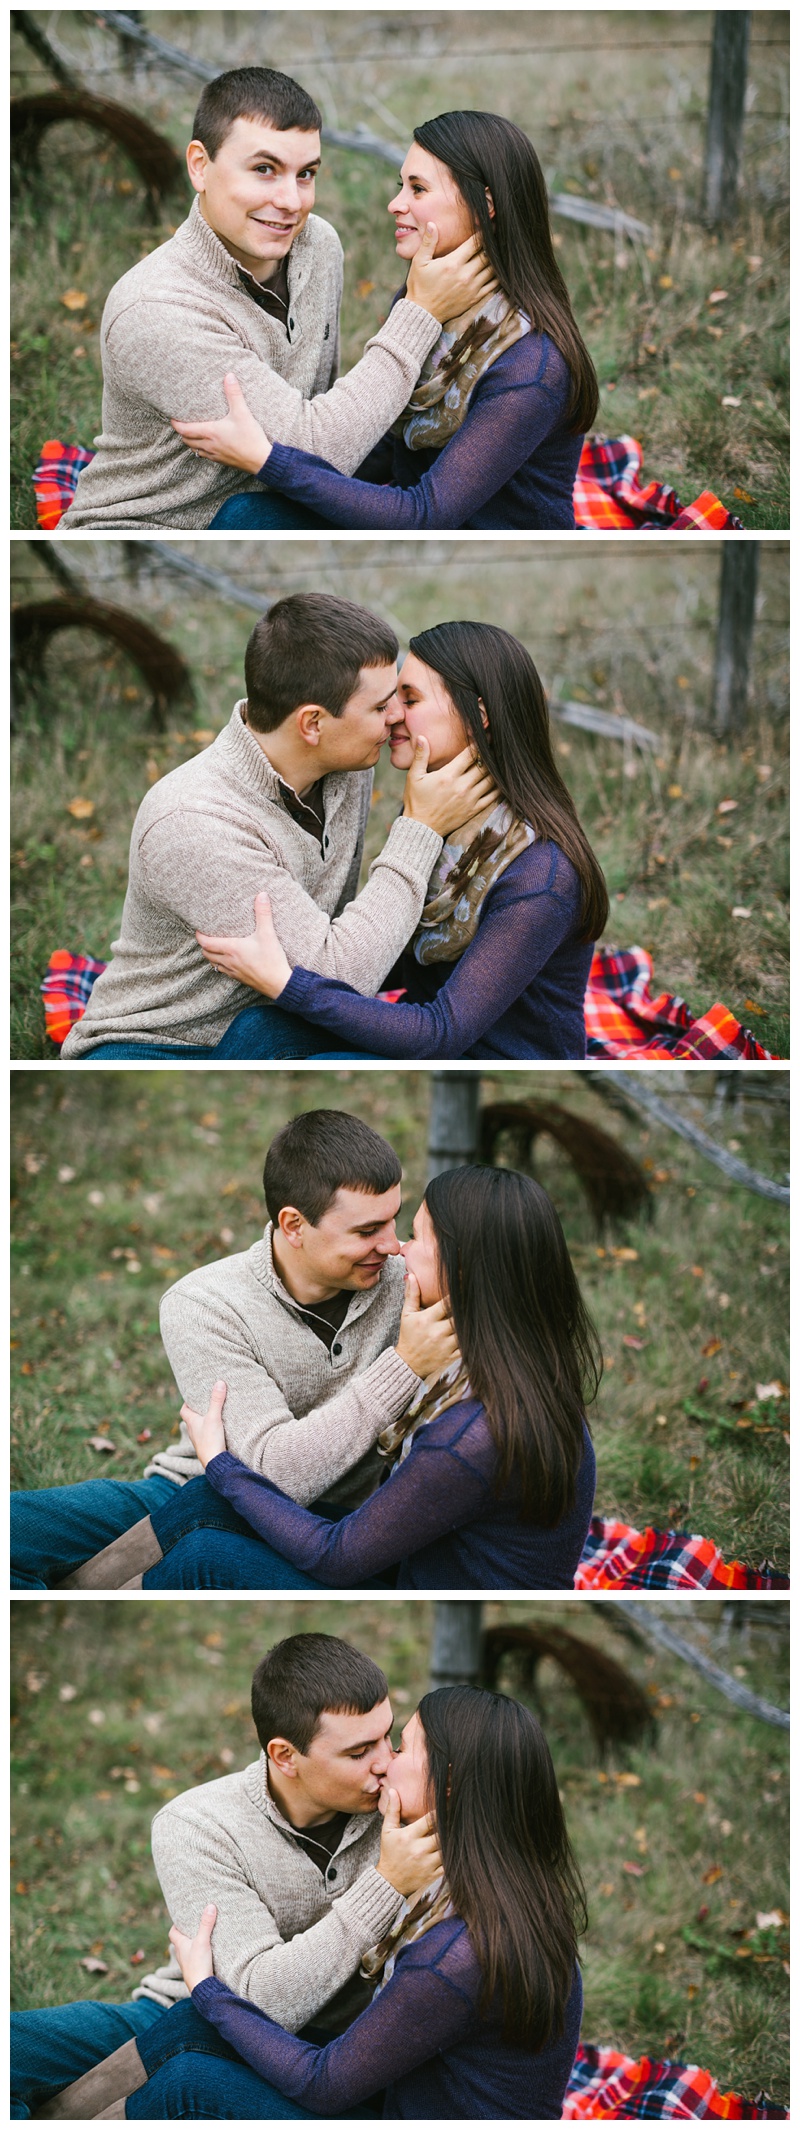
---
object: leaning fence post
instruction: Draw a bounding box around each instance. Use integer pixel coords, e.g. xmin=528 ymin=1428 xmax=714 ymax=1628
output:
xmin=704 ymin=12 xmax=752 ymax=227
xmin=711 ymin=543 xmax=759 ymax=737
xmin=429 ymin=1602 xmax=484 ymax=1688
xmin=427 ymin=1075 xmax=481 ymax=1181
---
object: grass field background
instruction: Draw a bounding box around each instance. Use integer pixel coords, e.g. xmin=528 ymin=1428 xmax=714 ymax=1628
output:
xmin=11 ymin=1597 xmax=789 ymax=2107
xmin=10 ymin=537 xmax=790 ymax=1059
xmin=10 ymin=10 xmax=789 ymax=527
xmin=11 ymin=1066 xmax=789 ymax=1571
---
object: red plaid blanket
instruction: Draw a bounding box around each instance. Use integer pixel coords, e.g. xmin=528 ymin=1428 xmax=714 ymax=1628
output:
xmin=574 ymin=435 xmax=742 ymax=532
xmin=586 ymin=947 xmax=775 ymax=1061
xmin=41 ymin=946 xmax=775 ymax=1062
xmin=32 ymin=441 xmax=94 ymax=531
xmin=33 ymin=434 xmax=740 ymax=532
xmin=566 ymin=2043 xmax=785 ymax=2119
xmin=576 ymin=1516 xmax=787 ymax=1592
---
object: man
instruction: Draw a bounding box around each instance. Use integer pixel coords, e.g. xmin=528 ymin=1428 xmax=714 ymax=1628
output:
xmin=60 ymin=591 xmax=490 ymax=1059
xmin=60 ymin=65 xmax=490 ymax=531
xmin=10 ymin=1633 xmax=438 ymax=2118
xmin=11 ymin=1111 xmax=453 ymax=1589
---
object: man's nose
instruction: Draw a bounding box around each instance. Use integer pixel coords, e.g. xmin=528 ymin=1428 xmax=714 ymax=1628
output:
xmin=375 ymin=1224 xmax=401 ymax=1257
xmin=271 ymin=175 xmax=301 ymax=212
xmin=371 ymin=1737 xmax=393 ymax=1776
xmin=383 ymin=692 xmax=403 ymax=726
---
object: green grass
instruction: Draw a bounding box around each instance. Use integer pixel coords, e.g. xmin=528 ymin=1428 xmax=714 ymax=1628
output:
xmin=10 ymin=1067 xmax=789 ymax=1571
xmin=11 ymin=1597 xmax=789 ymax=2108
xmin=11 ymin=537 xmax=789 ymax=1059
xmin=10 ymin=12 xmax=788 ymax=526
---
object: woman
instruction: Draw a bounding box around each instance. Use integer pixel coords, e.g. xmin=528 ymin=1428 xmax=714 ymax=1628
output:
xmin=194 ymin=622 xmax=609 ymax=1061
xmin=127 ymin=1686 xmax=586 ymax=2119
xmin=142 ymin=1166 xmax=598 ymax=1592
xmin=175 ymin=111 xmax=598 ymax=531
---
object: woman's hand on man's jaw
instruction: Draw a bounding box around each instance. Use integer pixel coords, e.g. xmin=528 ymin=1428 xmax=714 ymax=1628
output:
xmin=180 ymin=1380 xmax=229 ymax=1469
xmin=171 ymin=372 xmax=272 ymax=473
xmin=402 ymin=735 xmax=499 ymax=838
xmin=396 ymin=1269 xmax=460 ymax=1381
xmin=197 ymin=891 xmax=293 ymax=998
xmin=169 ymin=1904 xmax=218 ymax=1992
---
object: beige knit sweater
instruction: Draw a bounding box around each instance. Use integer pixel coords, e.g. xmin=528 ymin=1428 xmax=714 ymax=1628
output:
xmin=135 ymin=1752 xmax=401 ymax=2029
xmin=60 ymin=200 xmax=441 ymax=529
xmin=146 ymin=1225 xmax=414 ymax=1501
xmin=61 ymin=703 xmax=442 ymax=1056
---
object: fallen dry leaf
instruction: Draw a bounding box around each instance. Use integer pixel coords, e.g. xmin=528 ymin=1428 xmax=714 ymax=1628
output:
xmin=702 ymin=1338 xmax=723 ymax=1358
xmin=623 ymin=1335 xmax=646 ymax=1350
xmin=88 ymin=1435 xmax=116 ymax=1454
xmin=67 ymin=797 xmax=95 ymax=820
xmin=707 ymin=288 xmax=729 ymax=304
xmin=703 ymin=1864 xmax=724 ymax=1885
xmin=734 ymin=488 xmax=754 ymax=503
xmin=357 ymin=278 xmax=375 ymax=297
xmin=137 ymin=1428 xmax=153 ymax=1444
xmin=80 ymin=1956 xmax=109 ymax=1973
xmin=60 ymin=288 xmax=88 ymax=310
xmin=622 ymin=1861 xmax=645 ymax=1877
xmin=743 ymin=998 xmax=766 ymax=1016
xmin=721 ymin=396 xmax=742 ymax=409
xmin=717 ymin=799 xmax=738 ymax=814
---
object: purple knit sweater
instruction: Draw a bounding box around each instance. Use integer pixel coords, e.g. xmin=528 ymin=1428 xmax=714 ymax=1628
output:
xmin=202 ymin=1406 xmax=596 ymax=1590
xmin=193 ymin=1924 xmax=583 ymax=2117
xmin=257 ymin=329 xmax=581 ymax=529
xmin=278 ymin=840 xmax=591 ymax=1059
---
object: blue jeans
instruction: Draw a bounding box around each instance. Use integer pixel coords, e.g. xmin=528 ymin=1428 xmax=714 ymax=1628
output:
xmin=128 ymin=2001 xmax=379 ymax=2118
xmin=10 ymin=1995 xmax=164 ymax=2118
xmin=10 ymin=1473 xmax=178 ymax=1589
xmin=143 ymin=1475 xmax=393 ymax=1591
xmin=86 ymin=1000 xmax=373 ymax=1061
xmin=209 ymin=492 xmax=330 ymax=530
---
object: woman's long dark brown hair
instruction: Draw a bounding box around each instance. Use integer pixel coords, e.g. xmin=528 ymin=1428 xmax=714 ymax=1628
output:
xmin=409 ymin=619 xmax=609 ymax=943
xmin=418 ymin=1685 xmax=587 ymax=2049
xmin=413 ymin=109 xmax=598 ymax=434
xmin=425 ymin=1164 xmax=601 ymax=1524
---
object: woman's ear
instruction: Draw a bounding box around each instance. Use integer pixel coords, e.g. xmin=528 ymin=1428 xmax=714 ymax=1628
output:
xmin=477 ymin=695 xmax=490 ymax=732
xmin=484 ymin=188 xmax=496 ymax=221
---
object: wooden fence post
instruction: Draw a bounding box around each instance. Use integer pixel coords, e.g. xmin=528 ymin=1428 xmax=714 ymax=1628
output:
xmin=429 ymin=1602 xmax=484 ymax=1688
xmin=704 ymin=12 xmax=752 ymax=227
xmin=711 ymin=544 xmax=759 ymax=737
xmin=427 ymin=1075 xmax=481 ymax=1181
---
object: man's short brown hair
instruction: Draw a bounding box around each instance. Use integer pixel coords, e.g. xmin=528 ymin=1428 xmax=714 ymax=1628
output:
xmin=252 ymin=1633 xmax=389 ymax=1755
xmin=244 ymin=593 xmax=398 ymax=734
xmin=192 ymin=67 xmax=322 ymax=161
xmin=263 ymin=1109 xmax=402 ymax=1226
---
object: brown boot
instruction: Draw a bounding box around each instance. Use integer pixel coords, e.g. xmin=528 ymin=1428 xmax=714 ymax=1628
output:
xmin=32 ymin=2038 xmax=147 ymax=2118
xmin=56 ymin=1518 xmax=163 ymax=1589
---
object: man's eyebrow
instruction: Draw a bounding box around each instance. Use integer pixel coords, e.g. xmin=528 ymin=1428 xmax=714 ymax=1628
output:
xmin=246 ymin=150 xmax=321 ymax=170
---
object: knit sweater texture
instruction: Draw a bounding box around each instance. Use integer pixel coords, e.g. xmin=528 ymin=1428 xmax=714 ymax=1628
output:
xmin=135 ymin=1753 xmax=402 ymax=2030
xmin=61 ymin=200 xmax=442 ymax=530
xmin=147 ymin=1226 xmax=413 ymax=1500
xmin=192 ymin=1932 xmax=583 ymax=2117
xmin=60 ymin=704 xmax=442 ymax=1056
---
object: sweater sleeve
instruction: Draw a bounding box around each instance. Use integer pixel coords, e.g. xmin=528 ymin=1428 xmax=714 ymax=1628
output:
xmin=256 ymin=333 xmax=570 ymax=528
xmin=275 ymin=842 xmax=582 ymax=1057
xmin=136 ymin=807 xmax=442 ymax=996
xmin=150 ymin=1812 xmax=402 ymax=2033
xmin=191 ymin=1929 xmax=478 ymax=2112
xmin=104 ymin=292 xmax=442 ymax=478
xmin=158 ymin=1286 xmax=420 ymax=1504
xmin=199 ymin=1405 xmax=495 ymax=1582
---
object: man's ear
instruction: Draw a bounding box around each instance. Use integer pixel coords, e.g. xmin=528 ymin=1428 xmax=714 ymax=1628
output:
xmin=295 ymin=703 xmax=325 ymax=748
xmin=277 ymin=1204 xmax=306 ymax=1250
xmin=267 ymin=1735 xmax=300 ymax=1779
xmin=186 ymin=139 xmax=210 ymax=195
